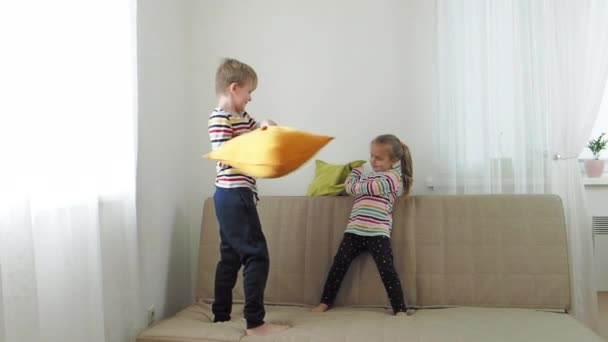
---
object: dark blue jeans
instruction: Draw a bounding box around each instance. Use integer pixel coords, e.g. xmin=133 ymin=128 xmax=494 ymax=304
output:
xmin=212 ymin=187 xmax=269 ymax=329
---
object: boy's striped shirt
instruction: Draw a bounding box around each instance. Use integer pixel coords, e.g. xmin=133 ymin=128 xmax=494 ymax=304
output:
xmin=344 ymin=162 xmax=404 ymax=238
xmin=208 ymin=107 xmax=259 ymax=192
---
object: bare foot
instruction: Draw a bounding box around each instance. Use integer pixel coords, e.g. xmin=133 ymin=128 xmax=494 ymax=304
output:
xmin=246 ymin=323 xmax=289 ymax=336
xmin=311 ymin=303 xmax=329 ymax=313
xmin=396 ymin=308 xmax=415 ymax=316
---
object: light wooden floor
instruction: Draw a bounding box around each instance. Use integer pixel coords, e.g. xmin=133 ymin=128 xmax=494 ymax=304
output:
xmin=599 ymin=292 xmax=608 ymax=341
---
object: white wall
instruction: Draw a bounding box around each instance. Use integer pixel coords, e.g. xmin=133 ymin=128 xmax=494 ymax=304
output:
xmin=137 ymin=0 xmax=195 ymax=323
xmin=191 ymin=0 xmax=437 ymax=196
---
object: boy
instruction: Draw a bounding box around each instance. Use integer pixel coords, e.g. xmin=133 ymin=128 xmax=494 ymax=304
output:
xmin=208 ymin=58 xmax=288 ymax=336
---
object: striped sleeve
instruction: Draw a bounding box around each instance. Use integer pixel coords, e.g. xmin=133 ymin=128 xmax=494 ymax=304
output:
xmin=232 ymin=112 xmax=258 ymax=135
xmin=208 ymin=112 xmax=233 ymax=151
xmin=345 ymin=167 xmax=401 ymax=196
xmin=249 ymin=113 xmax=260 ymax=129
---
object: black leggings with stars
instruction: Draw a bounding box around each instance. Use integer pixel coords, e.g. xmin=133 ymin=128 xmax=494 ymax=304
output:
xmin=320 ymin=233 xmax=407 ymax=313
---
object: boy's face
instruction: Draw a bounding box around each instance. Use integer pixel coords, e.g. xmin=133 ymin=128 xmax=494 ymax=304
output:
xmin=230 ymin=80 xmax=256 ymax=114
xmin=370 ymin=143 xmax=397 ymax=172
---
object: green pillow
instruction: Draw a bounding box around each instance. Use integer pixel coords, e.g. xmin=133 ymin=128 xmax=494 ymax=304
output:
xmin=306 ymin=160 xmax=366 ymax=196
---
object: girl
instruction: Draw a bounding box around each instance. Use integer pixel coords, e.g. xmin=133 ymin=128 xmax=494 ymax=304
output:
xmin=312 ymin=134 xmax=413 ymax=315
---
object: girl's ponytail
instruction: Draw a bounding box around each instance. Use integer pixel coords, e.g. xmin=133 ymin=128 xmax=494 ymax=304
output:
xmin=400 ymin=142 xmax=413 ymax=196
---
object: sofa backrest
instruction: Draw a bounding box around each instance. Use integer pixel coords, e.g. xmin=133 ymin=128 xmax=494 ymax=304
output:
xmin=196 ymin=195 xmax=570 ymax=310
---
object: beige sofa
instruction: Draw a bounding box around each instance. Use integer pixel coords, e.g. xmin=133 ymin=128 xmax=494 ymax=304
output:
xmin=137 ymin=195 xmax=603 ymax=341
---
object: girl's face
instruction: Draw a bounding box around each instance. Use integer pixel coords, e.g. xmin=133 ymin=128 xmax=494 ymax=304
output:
xmin=370 ymin=143 xmax=398 ymax=172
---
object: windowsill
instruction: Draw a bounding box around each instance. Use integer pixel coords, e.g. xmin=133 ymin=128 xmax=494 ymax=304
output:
xmin=583 ymin=177 xmax=608 ymax=186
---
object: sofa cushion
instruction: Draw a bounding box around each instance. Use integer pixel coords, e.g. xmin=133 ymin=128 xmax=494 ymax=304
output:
xmin=306 ymin=159 xmax=366 ymax=196
xmin=136 ymin=304 xmax=603 ymax=342
xmin=196 ymin=195 xmax=570 ymax=310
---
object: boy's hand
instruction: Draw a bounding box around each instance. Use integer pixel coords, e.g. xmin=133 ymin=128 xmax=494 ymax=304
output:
xmin=260 ymin=119 xmax=277 ymax=129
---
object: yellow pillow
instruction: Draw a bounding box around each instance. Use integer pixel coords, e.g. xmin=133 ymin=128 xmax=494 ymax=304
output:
xmin=203 ymin=126 xmax=333 ymax=178
xmin=306 ymin=160 xmax=366 ymax=196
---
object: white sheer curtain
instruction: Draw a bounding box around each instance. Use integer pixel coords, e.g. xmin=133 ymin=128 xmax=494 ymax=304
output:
xmin=0 ymin=1 xmax=143 ymax=342
xmin=435 ymin=0 xmax=608 ymax=331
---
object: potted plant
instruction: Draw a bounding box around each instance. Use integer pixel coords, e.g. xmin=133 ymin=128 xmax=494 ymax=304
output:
xmin=585 ymin=132 xmax=607 ymax=177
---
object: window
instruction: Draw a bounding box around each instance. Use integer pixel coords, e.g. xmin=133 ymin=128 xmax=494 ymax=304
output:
xmin=580 ymin=84 xmax=608 ymax=160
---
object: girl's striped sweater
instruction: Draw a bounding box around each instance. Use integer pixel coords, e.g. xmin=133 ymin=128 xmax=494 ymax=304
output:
xmin=344 ymin=162 xmax=404 ymax=237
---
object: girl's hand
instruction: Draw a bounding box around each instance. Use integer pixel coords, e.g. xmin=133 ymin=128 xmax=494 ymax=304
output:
xmin=360 ymin=162 xmax=374 ymax=174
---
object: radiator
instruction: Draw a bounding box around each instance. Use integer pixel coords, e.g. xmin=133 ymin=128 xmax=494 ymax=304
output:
xmin=594 ymin=216 xmax=608 ymax=291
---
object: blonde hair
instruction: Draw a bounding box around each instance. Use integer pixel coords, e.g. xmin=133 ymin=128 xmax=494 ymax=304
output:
xmin=215 ymin=58 xmax=258 ymax=95
xmin=372 ymin=134 xmax=414 ymax=196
